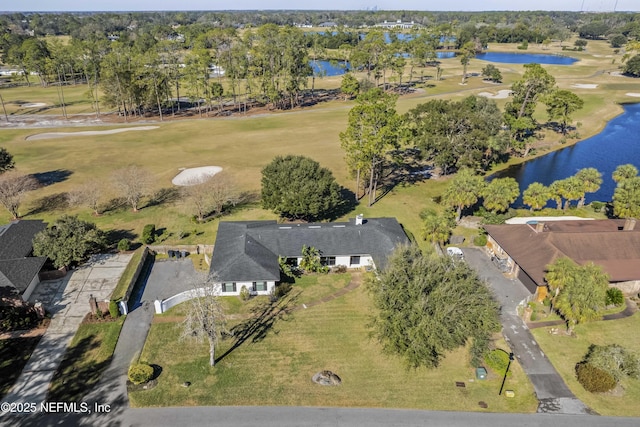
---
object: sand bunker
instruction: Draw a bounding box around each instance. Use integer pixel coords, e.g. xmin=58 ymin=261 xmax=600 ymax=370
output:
xmin=478 ymin=90 xmax=512 ymax=99
xmin=571 ymin=84 xmax=598 ymax=89
xmin=20 ymin=102 xmax=47 ymax=108
xmin=626 ymin=93 xmax=640 ymax=97
xmin=26 ymin=126 xmax=158 ymax=141
xmin=172 ymin=166 xmax=223 ymax=186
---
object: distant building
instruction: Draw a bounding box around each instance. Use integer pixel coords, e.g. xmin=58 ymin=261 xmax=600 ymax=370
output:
xmin=375 ymin=20 xmax=421 ymax=30
xmin=318 ymin=22 xmax=338 ymax=28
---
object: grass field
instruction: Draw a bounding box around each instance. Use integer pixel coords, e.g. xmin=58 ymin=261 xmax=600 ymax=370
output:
xmin=130 ymin=278 xmax=537 ymax=412
xmin=531 ymin=312 xmax=640 ymax=417
xmin=47 ymin=318 xmax=124 ymax=402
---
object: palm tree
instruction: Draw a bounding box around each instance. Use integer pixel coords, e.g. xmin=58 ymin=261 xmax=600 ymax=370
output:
xmin=422 ymin=212 xmax=453 ymax=246
xmin=612 ymin=164 xmax=638 ymax=183
xmin=545 ymin=257 xmax=576 ymax=309
xmin=442 ymin=168 xmax=486 ymax=222
xmin=554 ymin=262 xmax=608 ymax=334
xmin=482 ymin=177 xmax=520 ymax=213
xmin=548 ymin=180 xmax=564 ymax=210
xmin=523 ymin=182 xmax=550 ymax=211
xmin=575 ymin=168 xmax=602 ymax=208
xmin=613 ymin=176 xmax=640 ymax=219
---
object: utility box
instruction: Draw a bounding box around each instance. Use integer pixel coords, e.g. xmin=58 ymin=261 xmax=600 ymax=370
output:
xmin=476 ymin=367 xmax=487 ymax=380
xmin=505 ymin=390 xmax=515 ymax=398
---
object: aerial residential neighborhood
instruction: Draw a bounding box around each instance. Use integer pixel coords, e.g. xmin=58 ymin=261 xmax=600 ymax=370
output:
xmin=1 ymin=2 xmax=640 ymax=426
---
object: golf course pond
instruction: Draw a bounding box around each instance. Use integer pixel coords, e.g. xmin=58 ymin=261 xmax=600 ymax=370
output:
xmin=475 ymin=52 xmax=579 ymax=65
xmin=494 ymin=102 xmax=640 ymax=208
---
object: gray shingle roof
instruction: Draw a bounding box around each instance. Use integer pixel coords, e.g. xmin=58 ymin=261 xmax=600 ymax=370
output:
xmin=210 ymin=218 xmax=409 ymax=282
xmin=0 ymin=257 xmax=47 ymax=294
xmin=0 ymin=220 xmax=48 ymax=297
xmin=0 ymin=220 xmax=46 ymax=260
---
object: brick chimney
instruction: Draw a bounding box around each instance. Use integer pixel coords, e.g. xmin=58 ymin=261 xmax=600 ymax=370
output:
xmin=623 ymin=218 xmax=637 ymax=231
xmin=535 ymin=222 xmax=545 ymax=233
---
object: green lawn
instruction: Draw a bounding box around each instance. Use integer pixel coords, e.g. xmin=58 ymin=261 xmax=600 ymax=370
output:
xmin=47 ymin=318 xmax=124 ymax=402
xmin=531 ymin=312 xmax=640 ymax=416
xmin=0 ymin=337 xmax=42 ymax=399
xmin=131 ymin=278 xmax=537 ymax=412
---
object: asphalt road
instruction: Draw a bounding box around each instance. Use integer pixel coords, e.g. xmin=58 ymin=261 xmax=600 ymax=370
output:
xmin=4 ymin=406 xmax=640 ymax=427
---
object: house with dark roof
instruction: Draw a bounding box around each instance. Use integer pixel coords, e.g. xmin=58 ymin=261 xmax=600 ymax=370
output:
xmin=0 ymin=220 xmax=48 ymax=303
xmin=209 ymin=216 xmax=409 ymax=296
xmin=484 ymin=218 xmax=640 ymax=299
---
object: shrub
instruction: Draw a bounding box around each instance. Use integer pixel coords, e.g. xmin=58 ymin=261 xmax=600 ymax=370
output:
xmin=576 ymin=362 xmax=617 ymax=393
xmin=332 ymin=265 xmax=347 ymax=273
xmin=591 ymin=201 xmax=605 ymax=212
xmin=585 ymin=343 xmax=640 ymax=381
xmin=109 ymin=300 xmax=120 ymax=319
xmin=0 ymin=306 xmax=38 ymax=332
xmin=128 ymin=362 xmax=154 ymax=385
xmin=605 ymin=288 xmax=624 ymax=306
xmin=117 ymin=238 xmax=131 ymax=252
xmin=274 ymin=282 xmax=292 ymax=299
xmin=474 ymin=234 xmax=487 ymax=246
xmin=239 ymin=286 xmax=251 ymax=301
xmin=484 ymin=349 xmax=511 ymax=376
xmin=141 ymin=224 xmax=156 ymax=244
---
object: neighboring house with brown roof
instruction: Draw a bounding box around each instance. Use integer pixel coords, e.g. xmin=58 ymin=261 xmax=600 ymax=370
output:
xmin=0 ymin=220 xmax=48 ymax=303
xmin=484 ymin=219 xmax=640 ymax=299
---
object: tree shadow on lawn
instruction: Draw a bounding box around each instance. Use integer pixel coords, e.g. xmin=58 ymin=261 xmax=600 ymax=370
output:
xmin=216 ymin=291 xmax=300 ymax=364
xmin=145 ymin=187 xmax=181 ymax=208
xmin=47 ymin=334 xmax=112 ymax=403
xmin=28 ymin=192 xmax=69 ymax=215
xmin=374 ymin=148 xmax=431 ymax=204
xmin=32 ymin=169 xmax=73 ymax=186
xmin=105 ymin=228 xmax=138 ymax=247
xmin=0 ymin=337 xmax=42 ymax=399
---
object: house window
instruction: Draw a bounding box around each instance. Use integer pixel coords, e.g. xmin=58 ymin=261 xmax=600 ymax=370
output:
xmin=350 ymin=255 xmax=361 ymax=265
xmin=321 ymin=256 xmax=336 ymax=266
xmin=253 ymin=281 xmax=268 ymax=292
xmin=222 ymin=282 xmax=236 ymax=293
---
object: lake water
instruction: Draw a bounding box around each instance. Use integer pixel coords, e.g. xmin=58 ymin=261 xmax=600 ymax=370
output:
xmin=475 ymin=52 xmax=578 ymax=65
xmin=310 ymin=60 xmax=351 ymax=76
xmin=494 ymin=103 xmax=640 ymax=208
xmin=310 ymin=51 xmax=455 ymax=76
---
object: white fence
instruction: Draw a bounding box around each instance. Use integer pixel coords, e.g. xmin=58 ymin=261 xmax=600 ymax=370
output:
xmin=155 ymin=287 xmax=216 ymax=314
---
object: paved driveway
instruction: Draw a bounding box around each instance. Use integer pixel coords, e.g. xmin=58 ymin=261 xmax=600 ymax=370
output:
xmin=462 ymin=248 xmax=590 ymax=414
xmin=2 ymin=253 xmax=132 ymax=406
xmin=85 ymin=258 xmax=202 ymax=410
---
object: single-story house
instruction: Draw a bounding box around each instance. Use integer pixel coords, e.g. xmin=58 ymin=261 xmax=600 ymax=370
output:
xmin=0 ymin=220 xmax=48 ymax=303
xmin=484 ymin=218 xmax=640 ymax=299
xmin=209 ymin=216 xmax=410 ymax=296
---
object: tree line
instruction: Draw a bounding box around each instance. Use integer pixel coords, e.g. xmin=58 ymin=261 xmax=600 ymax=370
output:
xmin=339 ymin=62 xmax=587 ymax=208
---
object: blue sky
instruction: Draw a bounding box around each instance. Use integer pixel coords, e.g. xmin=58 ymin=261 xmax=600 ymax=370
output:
xmin=2 ymin=0 xmax=639 ymax=12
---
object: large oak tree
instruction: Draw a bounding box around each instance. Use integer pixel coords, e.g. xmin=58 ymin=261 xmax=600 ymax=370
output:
xmin=261 ymin=155 xmax=343 ymax=222
xmin=367 ymin=245 xmax=500 ymax=368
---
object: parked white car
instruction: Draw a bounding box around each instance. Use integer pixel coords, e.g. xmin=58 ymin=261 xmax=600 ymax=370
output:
xmin=446 ymin=247 xmax=464 ymax=260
